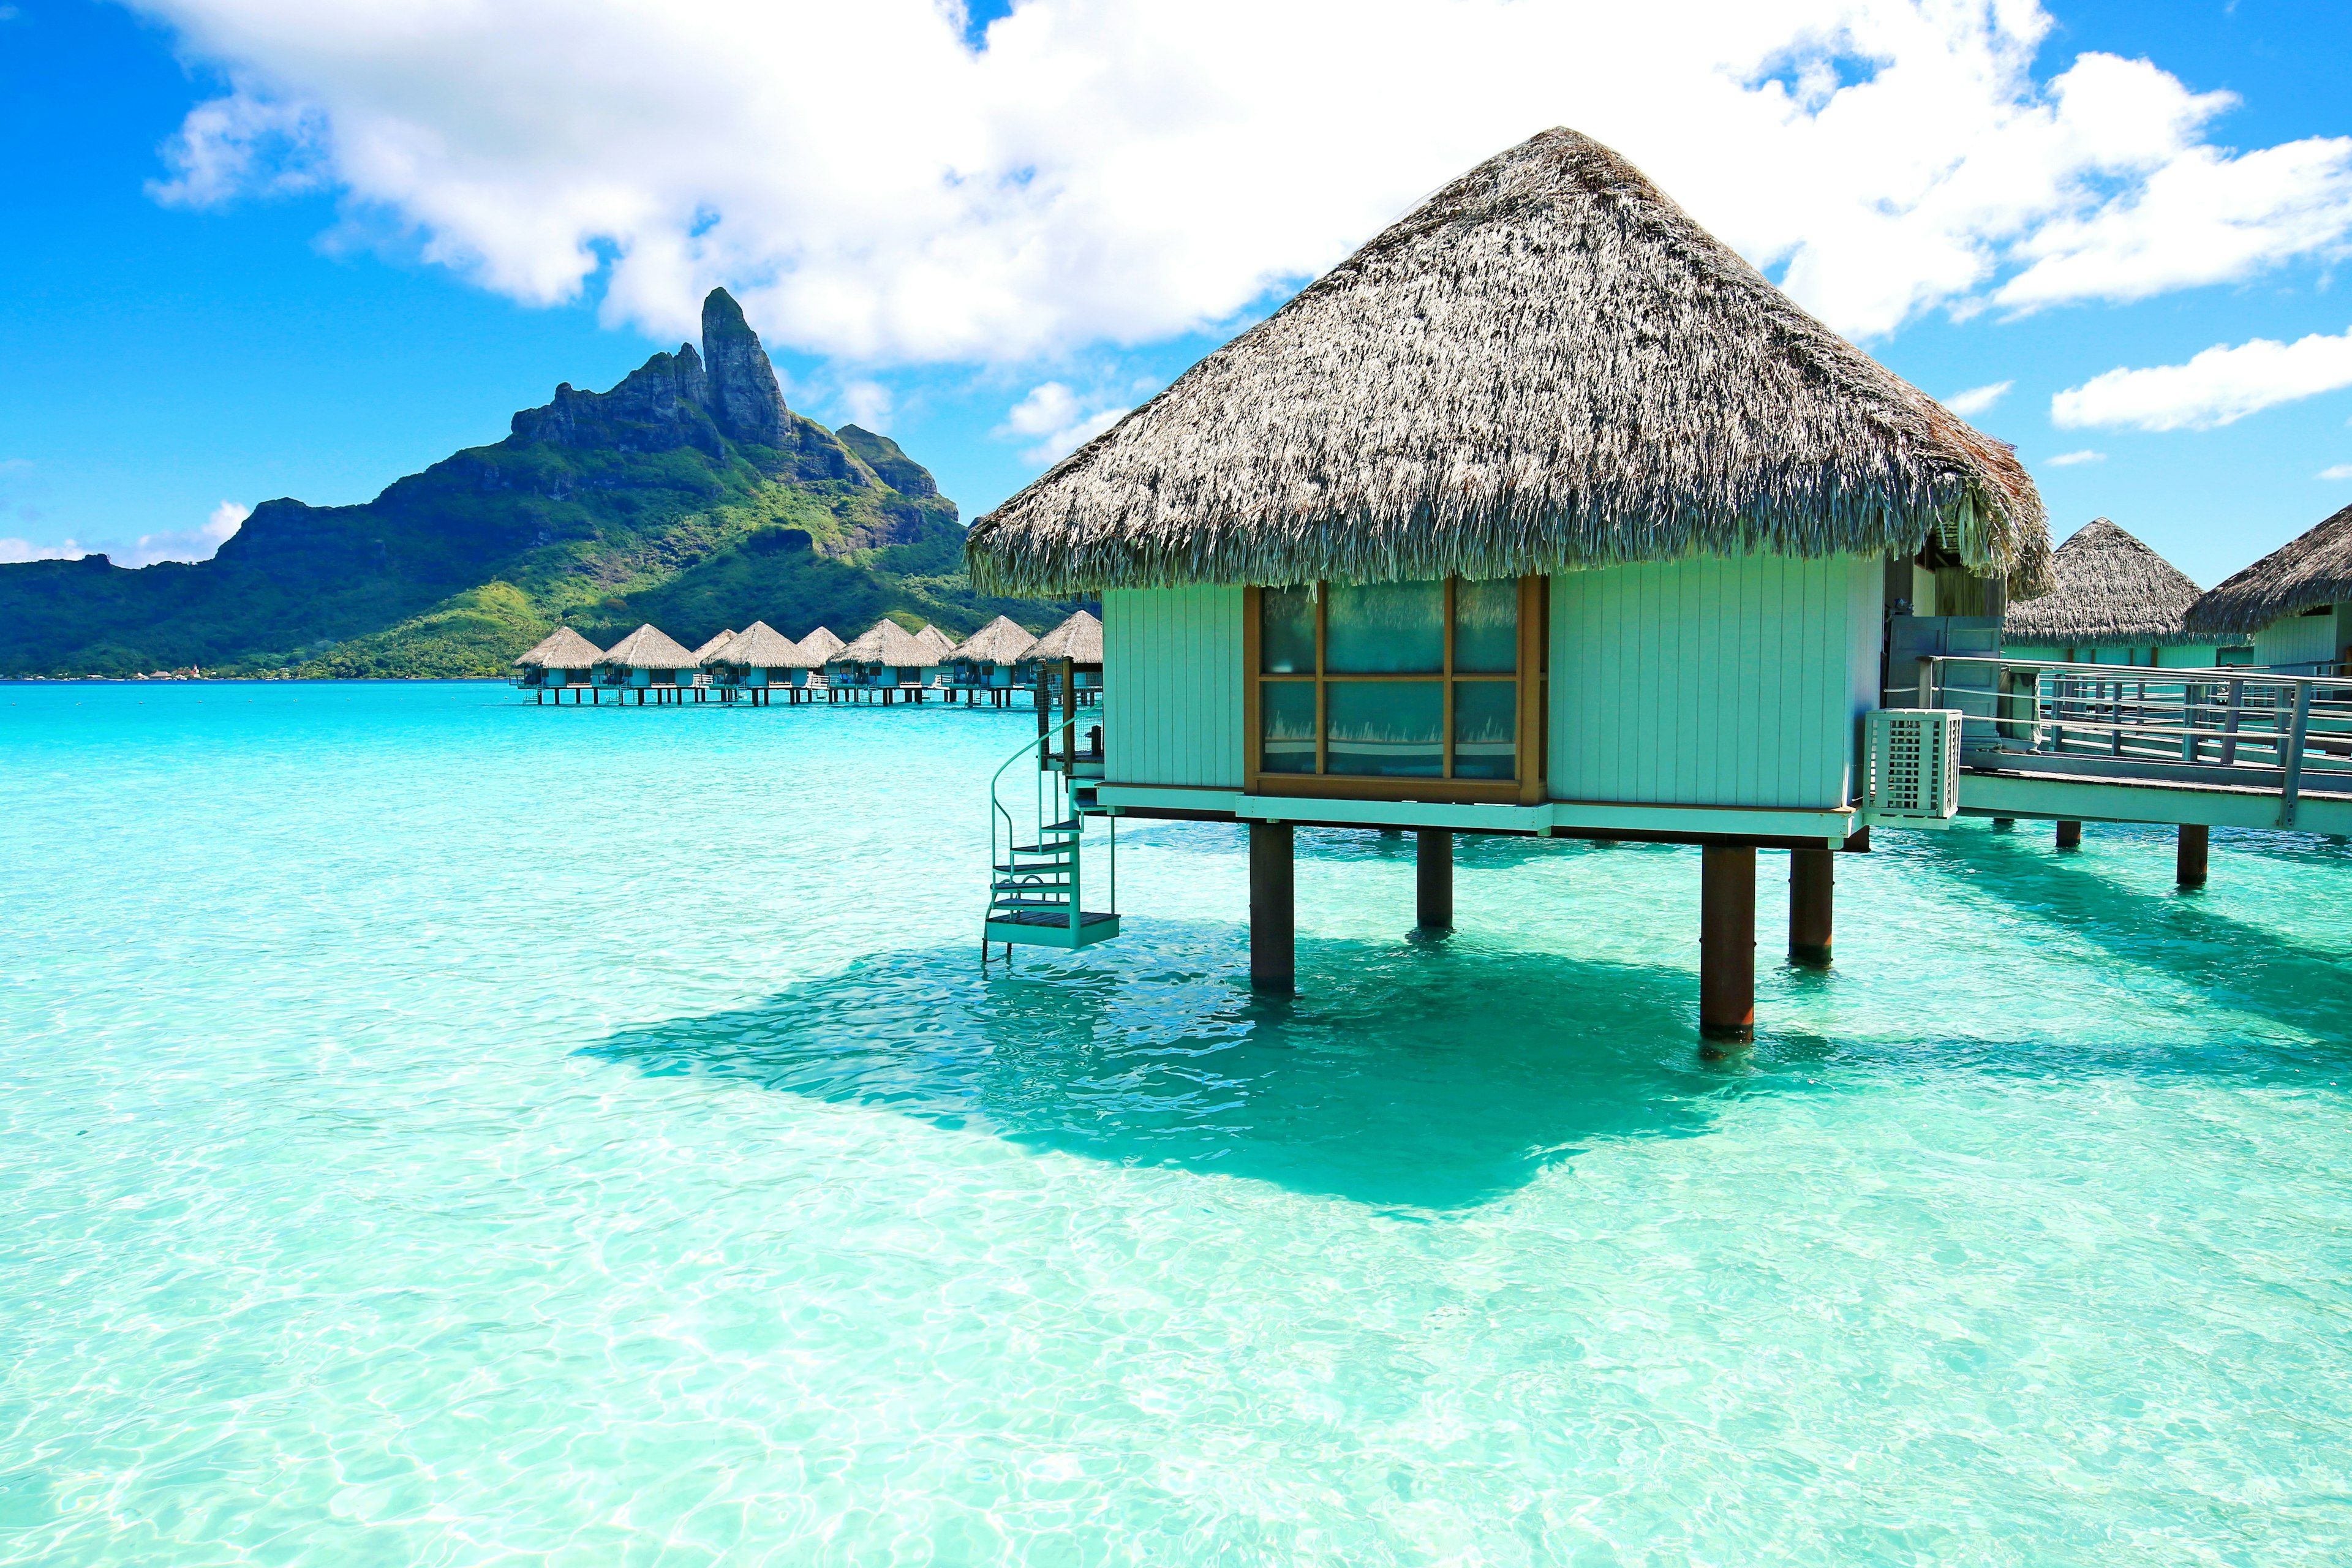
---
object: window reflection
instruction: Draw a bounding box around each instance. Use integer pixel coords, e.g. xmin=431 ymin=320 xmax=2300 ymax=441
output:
xmin=1261 ymin=586 xmax=1316 ymax=674
xmin=1325 ymin=683 xmax=1444 ymax=777
xmin=1260 ymin=682 xmax=1317 ymax=772
xmin=1325 ymin=581 xmax=1443 ymax=673
xmin=1453 ymin=578 xmax=1518 ymax=673
xmin=1450 ymin=682 xmax=1517 ymax=779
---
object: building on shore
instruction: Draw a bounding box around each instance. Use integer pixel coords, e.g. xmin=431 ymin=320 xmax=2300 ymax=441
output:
xmin=943 ymin=616 xmax=1040 ymax=705
xmin=2187 ymin=503 xmax=2352 ymax=673
xmin=2004 ymin=519 xmax=2248 ymax=668
xmin=967 ymin=127 xmax=2049 ymax=1038
xmin=594 ymin=625 xmax=703 ymax=703
xmin=513 ymin=627 xmax=606 ymax=702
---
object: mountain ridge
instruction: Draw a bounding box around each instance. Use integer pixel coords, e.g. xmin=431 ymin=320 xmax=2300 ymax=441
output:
xmin=0 ymin=290 xmax=1077 ymax=678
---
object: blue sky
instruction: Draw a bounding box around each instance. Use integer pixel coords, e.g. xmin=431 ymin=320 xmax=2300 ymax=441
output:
xmin=5 ymin=0 xmax=2352 ymax=586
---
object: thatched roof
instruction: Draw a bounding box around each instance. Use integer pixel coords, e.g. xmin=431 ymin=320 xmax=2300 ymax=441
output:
xmin=947 ymin=614 xmax=1039 ymax=666
xmin=913 ymin=624 xmax=957 ymax=658
xmin=692 ymin=629 xmax=738 ymax=662
xmin=515 ymin=626 xmax=604 ymax=669
xmin=2186 ymin=503 xmax=2352 ymax=635
xmin=2004 ymin=519 xmax=2209 ymax=647
xmin=709 ymin=620 xmax=807 ymax=669
xmin=829 ymin=619 xmax=933 ymax=667
xmin=1023 ymin=609 xmax=1104 ymax=664
xmin=595 ymin=624 xmax=699 ymax=671
xmin=796 ymin=625 xmax=845 ymax=660
xmin=967 ymin=127 xmax=2049 ymax=599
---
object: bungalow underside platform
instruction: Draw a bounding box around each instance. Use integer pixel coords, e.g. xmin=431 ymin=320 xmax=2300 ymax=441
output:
xmin=1096 ymin=785 xmax=1865 ymax=851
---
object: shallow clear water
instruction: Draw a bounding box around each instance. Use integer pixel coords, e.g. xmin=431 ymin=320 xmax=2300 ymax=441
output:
xmin=4 ymin=680 xmax=2350 ymax=1566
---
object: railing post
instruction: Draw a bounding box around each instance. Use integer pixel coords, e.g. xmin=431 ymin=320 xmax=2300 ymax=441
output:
xmin=1916 ymin=656 xmax=1936 ymax=710
xmin=2280 ymin=680 xmax=2313 ymax=829
xmin=2220 ymin=679 xmax=2243 ymax=766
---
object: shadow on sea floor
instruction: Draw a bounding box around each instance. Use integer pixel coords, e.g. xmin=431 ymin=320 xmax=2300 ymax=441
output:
xmin=1912 ymin=829 xmax=2352 ymax=1048
xmin=581 ymin=922 xmax=1776 ymax=1211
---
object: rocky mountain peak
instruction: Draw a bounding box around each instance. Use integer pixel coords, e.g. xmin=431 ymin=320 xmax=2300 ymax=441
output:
xmin=699 ymin=288 xmax=789 ymax=448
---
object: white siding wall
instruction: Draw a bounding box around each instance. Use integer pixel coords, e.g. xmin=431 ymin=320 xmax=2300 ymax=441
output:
xmin=1102 ymin=586 xmax=1246 ymax=787
xmin=1547 ymin=554 xmax=1881 ymax=809
xmin=2253 ymin=609 xmax=2340 ymax=669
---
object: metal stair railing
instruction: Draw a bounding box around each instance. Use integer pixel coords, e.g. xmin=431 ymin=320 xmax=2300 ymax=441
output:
xmin=984 ymin=705 xmax=1117 ymax=959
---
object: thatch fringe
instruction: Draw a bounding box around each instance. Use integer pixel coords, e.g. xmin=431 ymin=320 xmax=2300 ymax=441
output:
xmin=2186 ymin=503 xmax=2352 ymax=635
xmin=516 ymin=626 xmax=604 ymax=669
xmin=967 ymin=127 xmax=2049 ymax=599
xmin=2004 ymin=519 xmax=2211 ymax=646
xmin=1022 ymin=609 xmax=1103 ymax=664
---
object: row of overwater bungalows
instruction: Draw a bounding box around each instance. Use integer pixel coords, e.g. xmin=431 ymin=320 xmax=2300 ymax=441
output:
xmin=511 ymin=610 xmax=1102 ymax=706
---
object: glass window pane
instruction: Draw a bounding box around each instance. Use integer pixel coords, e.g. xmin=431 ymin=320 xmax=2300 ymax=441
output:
xmin=1454 ymin=578 xmax=1518 ymax=673
xmin=1261 ymin=586 xmax=1316 ymax=674
xmin=1326 ymin=682 xmax=1444 ymax=777
xmin=1261 ymin=681 xmax=1318 ymax=773
xmin=1452 ymin=682 xmax=1517 ymax=780
xmin=1326 ymin=581 xmax=1443 ymax=673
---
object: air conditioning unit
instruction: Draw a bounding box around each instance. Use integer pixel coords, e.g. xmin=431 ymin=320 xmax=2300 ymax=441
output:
xmin=1863 ymin=709 xmax=1962 ymax=825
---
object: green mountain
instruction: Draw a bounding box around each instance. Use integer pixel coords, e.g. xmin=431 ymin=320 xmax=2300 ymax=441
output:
xmin=0 ymin=290 xmax=1080 ymax=678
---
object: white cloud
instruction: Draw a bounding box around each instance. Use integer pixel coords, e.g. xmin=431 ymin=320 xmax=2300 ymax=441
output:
xmin=123 ymin=1 xmax=2352 ymax=365
xmin=835 ymin=380 xmax=895 ymax=432
xmin=118 ymin=500 xmax=250 ymax=567
xmin=2051 ymin=328 xmax=2352 ymax=431
xmin=2320 ymin=464 xmax=2352 ymax=481
xmin=1945 ymin=380 xmax=2013 ymax=416
xmin=2045 ymin=450 xmax=2105 ymax=466
xmin=0 ymin=538 xmax=88 ymax=564
xmin=1000 ymin=382 xmax=1128 ymax=464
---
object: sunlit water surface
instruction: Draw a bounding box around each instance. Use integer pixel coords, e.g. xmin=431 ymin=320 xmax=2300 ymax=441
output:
xmin=4 ymin=681 xmax=2350 ymax=1566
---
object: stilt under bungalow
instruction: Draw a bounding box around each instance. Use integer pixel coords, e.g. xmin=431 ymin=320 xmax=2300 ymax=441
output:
xmin=1789 ymin=848 xmax=1834 ymax=967
xmin=1415 ymin=830 xmax=1453 ymax=932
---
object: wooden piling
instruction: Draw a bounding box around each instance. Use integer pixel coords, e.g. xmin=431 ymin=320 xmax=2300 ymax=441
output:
xmin=2056 ymin=819 xmax=2082 ymax=850
xmin=1415 ymin=829 xmax=1453 ymax=930
xmin=2177 ymin=823 xmax=2209 ymax=887
xmin=1250 ymin=822 xmax=1295 ymax=992
xmin=1789 ymin=847 xmax=1833 ymax=967
xmin=1700 ymin=845 xmax=1756 ymax=1049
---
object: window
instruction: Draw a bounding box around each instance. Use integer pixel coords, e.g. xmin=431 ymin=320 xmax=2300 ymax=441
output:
xmin=1246 ymin=577 xmax=1546 ymax=803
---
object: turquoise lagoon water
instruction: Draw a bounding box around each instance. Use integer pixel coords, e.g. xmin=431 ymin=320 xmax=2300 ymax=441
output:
xmin=3 ymin=679 xmax=2350 ymax=1566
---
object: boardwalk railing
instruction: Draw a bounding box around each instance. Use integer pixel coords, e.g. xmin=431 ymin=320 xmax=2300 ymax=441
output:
xmin=1908 ymin=656 xmax=2352 ymax=826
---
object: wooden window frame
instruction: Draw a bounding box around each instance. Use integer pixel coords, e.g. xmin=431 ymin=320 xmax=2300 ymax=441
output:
xmin=1245 ymin=576 xmax=1547 ymax=805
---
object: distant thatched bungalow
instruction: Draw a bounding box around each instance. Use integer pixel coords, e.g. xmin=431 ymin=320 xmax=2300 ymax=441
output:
xmin=825 ymin=619 xmax=939 ymax=703
xmin=796 ymin=625 xmax=846 ymax=665
xmin=913 ymin=625 xmax=956 ymax=669
xmin=1019 ymin=609 xmax=1104 ymax=707
xmin=2187 ymin=503 xmax=2352 ymax=673
xmin=594 ymin=624 xmax=702 ymax=704
xmin=705 ymin=620 xmax=820 ymax=704
xmin=514 ymin=627 xmax=605 ymax=702
xmin=966 ymin=127 xmax=2049 ymax=1038
xmin=684 ymin=630 xmax=736 ymax=701
xmin=2005 ymin=519 xmax=2248 ymax=668
xmin=943 ymin=615 xmax=1039 ymax=705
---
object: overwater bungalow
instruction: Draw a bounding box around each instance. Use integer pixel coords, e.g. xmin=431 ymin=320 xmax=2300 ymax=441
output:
xmin=685 ymin=630 xmax=736 ymax=701
xmin=704 ymin=620 xmax=819 ymax=704
xmin=2187 ymin=502 xmax=2352 ymax=673
xmin=913 ymin=625 xmax=956 ymax=673
xmin=2004 ymin=519 xmax=2246 ymax=668
xmin=513 ymin=627 xmax=605 ymax=703
xmin=1020 ymin=609 xmax=1104 ymax=710
xmin=594 ymin=624 xmax=703 ymax=704
xmin=965 ymin=128 xmax=2053 ymax=1039
xmin=943 ymin=616 xmax=1039 ymax=705
xmin=825 ymin=619 xmax=940 ymax=703
xmin=796 ymin=625 xmax=846 ymax=665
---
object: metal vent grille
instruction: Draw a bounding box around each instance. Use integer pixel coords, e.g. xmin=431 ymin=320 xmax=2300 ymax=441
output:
xmin=1864 ymin=710 xmax=1961 ymax=823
